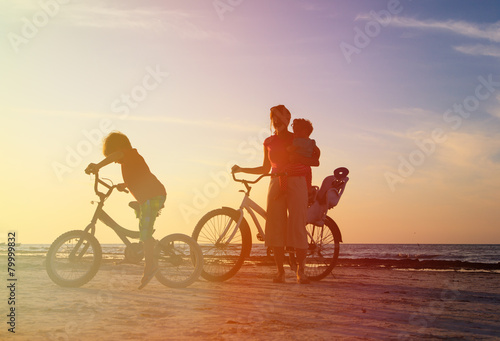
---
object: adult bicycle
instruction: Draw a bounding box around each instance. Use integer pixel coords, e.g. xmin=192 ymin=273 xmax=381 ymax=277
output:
xmin=192 ymin=168 xmax=349 ymax=282
xmin=46 ymin=172 xmax=203 ymax=288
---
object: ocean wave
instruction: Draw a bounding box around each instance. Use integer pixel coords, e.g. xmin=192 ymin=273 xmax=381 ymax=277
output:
xmin=334 ymin=258 xmax=500 ymax=271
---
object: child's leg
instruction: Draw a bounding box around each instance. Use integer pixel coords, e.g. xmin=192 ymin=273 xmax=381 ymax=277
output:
xmin=139 ymin=196 xmax=166 ymax=274
xmin=143 ymin=237 xmax=156 ymax=271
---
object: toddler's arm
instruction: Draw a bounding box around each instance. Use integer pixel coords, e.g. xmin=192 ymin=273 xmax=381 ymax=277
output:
xmin=293 ymin=144 xmax=320 ymax=167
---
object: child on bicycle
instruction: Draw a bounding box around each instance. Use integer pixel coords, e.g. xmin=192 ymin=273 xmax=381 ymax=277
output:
xmin=85 ymin=132 xmax=166 ymax=289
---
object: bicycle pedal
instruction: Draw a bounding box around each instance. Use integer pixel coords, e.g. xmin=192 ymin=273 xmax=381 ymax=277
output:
xmin=256 ymin=233 xmax=265 ymax=242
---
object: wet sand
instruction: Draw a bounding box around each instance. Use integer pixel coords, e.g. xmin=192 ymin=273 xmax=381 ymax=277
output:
xmin=4 ymin=255 xmax=500 ymax=340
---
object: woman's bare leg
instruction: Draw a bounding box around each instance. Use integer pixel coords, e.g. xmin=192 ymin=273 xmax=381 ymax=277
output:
xmin=296 ymin=248 xmax=310 ymax=284
xmin=273 ymin=246 xmax=285 ymax=283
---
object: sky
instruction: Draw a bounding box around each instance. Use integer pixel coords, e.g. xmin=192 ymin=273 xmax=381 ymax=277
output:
xmin=1 ymin=0 xmax=499 ymax=244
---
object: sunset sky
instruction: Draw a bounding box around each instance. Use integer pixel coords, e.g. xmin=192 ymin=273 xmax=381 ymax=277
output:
xmin=1 ymin=0 xmax=499 ymax=244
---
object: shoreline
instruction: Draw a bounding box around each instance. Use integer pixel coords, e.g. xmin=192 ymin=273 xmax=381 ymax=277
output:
xmin=7 ymin=253 xmax=500 ymax=271
xmin=336 ymin=258 xmax=500 ymax=271
xmin=246 ymin=256 xmax=500 ymax=271
xmin=4 ymin=244 xmax=499 ymax=270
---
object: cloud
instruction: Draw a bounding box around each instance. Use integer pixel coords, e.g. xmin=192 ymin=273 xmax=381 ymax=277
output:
xmin=387 ymin=107 xmax=437 ymax=118
xmin=384 ymin=128 xmax=500 ymax=204
xmin=356 ymin=15 xmax=500 ymax=46
xmin=64 ymin=5 xmax=178 ymax=30
xmin=10 ymin=108 xmax=105 ymax=119
xmin=356 ymin=15 xmax=500 ymax=59
xmin=122 ymin=114 xmax=261 ymax=133
xmin=298 ymin=2 xmax=327 ymax=12
xmin=11 ymin=107 xmax=261 ymax=133
xmin=386 ymin=17 xmax=500 ymax=43
xmin=344 ymin=107 xmax=443 ymax=152
xmin=1 ymin=1 xmax=233 ymax=42
xmin=485 ymin=94 xmax=500 ymax=119
xmin=58 ymin=3 xmax=234 ymax=42
xmin=432 ymin=131 xmax=500 ymax=193
xmin=453 ymin=44 xmax=500 ymax=58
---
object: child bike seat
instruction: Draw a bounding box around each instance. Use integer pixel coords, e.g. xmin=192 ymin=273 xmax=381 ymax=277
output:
xmin=316 ymin=167 xmax=349 ymax=206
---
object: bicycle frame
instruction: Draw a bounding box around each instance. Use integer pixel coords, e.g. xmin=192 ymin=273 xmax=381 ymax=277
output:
xmin=222 ymin=172 xmax=341 ymax=247
xmin=47 ymin=171 xmax=204 ymax=289
xmin=224 ymin=191 xmax=267 ymax=243
xmin=83 ymin=173 xmax=140 ymax=247
xmin=213 ymin=172 xmax=270 ymax=246
xmin=240 ymin=192 xmax=266 ymax=233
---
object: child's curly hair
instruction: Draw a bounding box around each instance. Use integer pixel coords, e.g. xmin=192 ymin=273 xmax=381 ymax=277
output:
xmin=292 ymin=118 xmax=313 ymax=137
xmin=103 ymin=132 xmax=132 ymax=157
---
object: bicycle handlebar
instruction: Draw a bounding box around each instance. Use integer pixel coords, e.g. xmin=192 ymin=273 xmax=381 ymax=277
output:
xmin=117 ymin=186 xmax=129 ymax=194
xmin=231 ymin=171 xmax=274 ymax=184
xmin=91 ymin=171 xmax=129 ymax=200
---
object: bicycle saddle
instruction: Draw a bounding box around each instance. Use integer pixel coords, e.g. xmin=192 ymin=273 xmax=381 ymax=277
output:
xmin=129 ymin=201 xmax=140 ymax=212
xmin=128 ymin=201 xmax=163 ymax=218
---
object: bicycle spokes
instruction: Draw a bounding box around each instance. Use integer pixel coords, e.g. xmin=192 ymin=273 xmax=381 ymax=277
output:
xmin=154 ymin=234 xmax=203 ymax=288
xmin=304 ymin=221 xmax=340 ymax=281
xmin=68 ymin=238 xmax=91 ymax=261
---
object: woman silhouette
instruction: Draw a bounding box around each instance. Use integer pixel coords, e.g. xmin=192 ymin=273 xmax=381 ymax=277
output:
xmin=233 ymin=105 xmax=320 ymax=283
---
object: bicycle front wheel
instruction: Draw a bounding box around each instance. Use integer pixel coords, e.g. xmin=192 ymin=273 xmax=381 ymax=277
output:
xmin=304 ymin=218 xmax=340 ymax=281
xmin=46 ymin=230 xmax=102 ymax=287
xmin=155 ymin=234 xmax=203 ymax=288
xmin=192 ymin=208 xmax=252 ymax=282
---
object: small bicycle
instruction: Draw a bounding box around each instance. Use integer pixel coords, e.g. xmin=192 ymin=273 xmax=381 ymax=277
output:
xmin=192 ymin=167 xmax=349 ymax=282
xmin=46 ymin=172 xmax=203 ymax=288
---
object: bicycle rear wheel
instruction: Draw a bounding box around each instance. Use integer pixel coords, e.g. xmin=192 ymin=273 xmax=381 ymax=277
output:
xmin=192 ymin=208 xmax=252 ymax=282
xmin=304 ymin=217 xmax=340 ymax=281
xmin=46 ymin=230 xmax=102 ymax=287
xmin=155 ymin=233 xmax=203 ymax=288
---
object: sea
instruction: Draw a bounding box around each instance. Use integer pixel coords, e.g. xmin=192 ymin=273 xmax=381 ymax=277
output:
xmin=3 ymin=243 xmax=499 ymax=269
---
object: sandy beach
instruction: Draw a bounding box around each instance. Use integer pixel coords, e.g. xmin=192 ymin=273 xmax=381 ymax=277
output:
xmin=4 ymin=254 xmax=500 ymax=340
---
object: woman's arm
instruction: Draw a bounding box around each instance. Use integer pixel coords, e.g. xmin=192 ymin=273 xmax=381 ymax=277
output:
xmin=232 ymin=146 xmax=271 ymax=175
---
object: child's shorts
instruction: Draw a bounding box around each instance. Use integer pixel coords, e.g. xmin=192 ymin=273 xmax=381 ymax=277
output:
xmin=138 ymin=195 xmax=166 ymax=241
